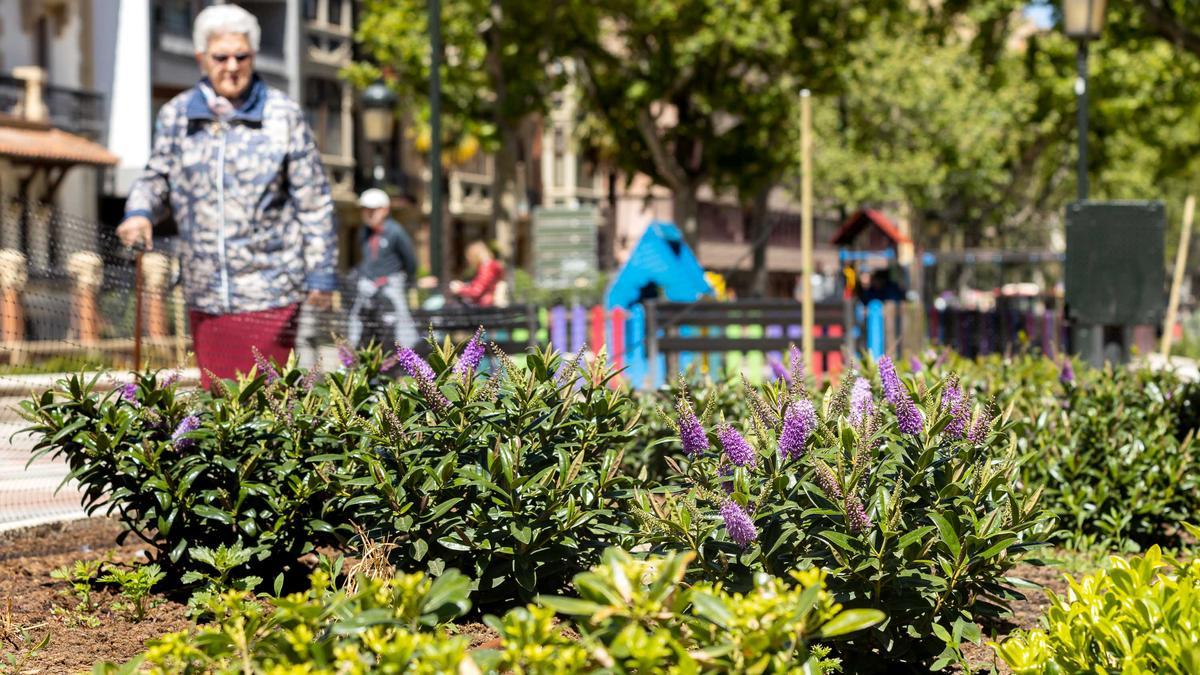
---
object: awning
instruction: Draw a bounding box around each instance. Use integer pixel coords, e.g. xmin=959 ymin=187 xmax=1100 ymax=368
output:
xmin=0 ymin=120 xmax=117 ymax=166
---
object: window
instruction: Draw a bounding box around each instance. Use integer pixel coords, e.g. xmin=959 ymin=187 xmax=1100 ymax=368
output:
xmin=302 ymin=0 xmax=319 ymax=21
xmin=304 ymin=78 xmax=343 ymax=155
xmin=239 ymin=2 xmax=286 ymax=58
xmin=157 ymin=0 xmax=194 ymax=38
xmin=328 ymin=0 xmax=342 ymax=26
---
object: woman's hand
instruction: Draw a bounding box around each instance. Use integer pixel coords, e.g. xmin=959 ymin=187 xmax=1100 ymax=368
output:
xmin=448 ymin=280 xmax=464 ymax=294
xmin=116 ymin=216 xmax=154 ymax=250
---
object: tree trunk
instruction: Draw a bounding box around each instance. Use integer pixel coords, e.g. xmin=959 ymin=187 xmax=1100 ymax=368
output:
xmin=673 ymin=185 xmax=700 ymax=257
xmin=747 ymin=186 xmax=771 ymax=298
xmin=486 ymin=0 xmax=518 ymax=268
xmin=492 ymin=122 xmax=519 ymax=267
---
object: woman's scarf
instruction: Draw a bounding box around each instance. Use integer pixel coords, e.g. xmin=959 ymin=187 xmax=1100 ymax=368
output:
xmin=198 ymin=81 xmax=236 ymax=121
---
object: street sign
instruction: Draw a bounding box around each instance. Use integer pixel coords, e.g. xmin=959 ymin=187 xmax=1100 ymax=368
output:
xmin=532 ymin=207 xmax=599 ymax=290
xmin=1065 ymin=201 xmax=1165 ymax=326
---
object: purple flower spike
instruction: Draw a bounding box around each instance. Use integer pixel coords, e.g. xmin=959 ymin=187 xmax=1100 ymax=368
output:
xmin=814 ymin=462 xmax=844 ymax=500
xmin=172 ymin=415 xmax=201 ymax=450
xmin=968 ymin=404 xmax=994 ymax=444
xmin=252 ymin=347 xmax=280 ymax=384
xmin=845 ymin=493 xmax=872 ymax=533
xmin=677 ymin=399 xmax=709 ymax=458
xmin=909 ymin=355 xmax=923 ymax=373
xmin=395 ymin=347 xmax=436 ymax=381
xmin=849 ymin=377 xmax=874 ymax=427
xmin=718 ymin=424 xmax=756 ymax=468
xmin=940 ymin=376 xmax=970 ymax=440
xmin=895 ymin=396 xmax=924 ymax=436
xmin=161 ymin=371 xmax=181 ymax=388
xmin=779 ymin=399 xmax=817 ymax=460
xmin=454 ymin=328 xmax=486 ymax=377
xmin=720 ymin=500 xmax=758 ymax=548
xmin=1059 ymin=358 xmax=1075 ymax=386
xmin=767 ymin=355 xmax=791 ymax=384
xmin=118 ymin=382 xmax=139 ymax=405
xmin=337 ymin=344 xmax=357 ymax=369
xmin=879 ymin=356 xmax=903 ymax=405
xmin=788 ymin=345 xmax=806 ymax=390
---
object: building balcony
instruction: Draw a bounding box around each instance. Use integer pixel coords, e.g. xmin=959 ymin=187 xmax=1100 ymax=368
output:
xmin=0 ymin=74 xmax=104 ymax=139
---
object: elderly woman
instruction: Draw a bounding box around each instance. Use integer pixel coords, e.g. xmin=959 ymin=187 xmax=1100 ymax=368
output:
xmin=117 ymin=4 xmax=335 ymax=387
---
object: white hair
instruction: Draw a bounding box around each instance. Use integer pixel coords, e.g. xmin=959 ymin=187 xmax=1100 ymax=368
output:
xmin=193 ymin=4 xmax=261 ymax=54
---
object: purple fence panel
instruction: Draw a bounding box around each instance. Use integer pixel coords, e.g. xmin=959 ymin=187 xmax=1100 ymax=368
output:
xmin=549 ymin=306 xmax=568 ymax=353
xmin=571 ymin=304 xmax=587 ymax=353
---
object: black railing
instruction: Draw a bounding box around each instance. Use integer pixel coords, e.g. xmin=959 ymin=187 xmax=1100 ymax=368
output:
xmin=0 ymin=74 xmax=105 ymax=138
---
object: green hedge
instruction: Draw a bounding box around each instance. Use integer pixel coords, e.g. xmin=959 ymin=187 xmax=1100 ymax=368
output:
xmin=99 ymin=548 xmax=880 ymax=674
xmin=994 ymin=528 xmax=1200 ymax=673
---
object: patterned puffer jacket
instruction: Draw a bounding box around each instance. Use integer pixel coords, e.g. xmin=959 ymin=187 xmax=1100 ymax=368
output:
xmin=124 ymin=76 xmax=336 ymax=315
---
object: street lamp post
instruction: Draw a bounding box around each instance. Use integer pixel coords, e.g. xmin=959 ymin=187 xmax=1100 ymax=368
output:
xmin=361 ymin=80 xmax=397 ymax=188
xmin=1063 ymin=0 xmax=1107 ymax=202
xmin=429 ymin=0 xmax=444 ymax=288
xmin=1063 ymin=0 xmax=1109 ymax=365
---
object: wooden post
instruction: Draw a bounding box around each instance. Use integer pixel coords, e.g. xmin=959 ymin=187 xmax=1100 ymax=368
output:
xmin=133 ymin=250 xmax=144 ymax=368
xmin=1161 ymin=195 xmax=1195 ymax=358
xmin=173 ymin=258 xmax=187 ymax=365
xmin=644 ymin=301 xmax=659 ymax=390
xmin=799 ymin=89 xmax=814 ymax=374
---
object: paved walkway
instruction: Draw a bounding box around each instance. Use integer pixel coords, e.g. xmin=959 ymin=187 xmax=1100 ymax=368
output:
xmin=0 ymin=404 xmax=86 ymax=532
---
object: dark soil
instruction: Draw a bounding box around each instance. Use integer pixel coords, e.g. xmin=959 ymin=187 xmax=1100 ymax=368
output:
xmin=0 ymin=518 xmax=190 ymax=673
xmin=0 ymin=517 xmax=1078 ymax=674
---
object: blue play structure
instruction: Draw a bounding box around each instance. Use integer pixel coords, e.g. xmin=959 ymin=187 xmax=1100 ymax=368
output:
xmin=605 ymin=221 xmax=712 ymax=386
xmin=605 ymin=221 xmax=712 ymax=309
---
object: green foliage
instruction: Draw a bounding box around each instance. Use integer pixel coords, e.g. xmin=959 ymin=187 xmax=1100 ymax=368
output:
xmin=994 ymin=532 xmax=1200 ymax=674
xmin=937 ymin=353 xmax=1200 ymax=549
xmin=488 ymin=547 xmax=879 ymax=673
xmin=21 ymin=365 xmax=364 ymax=585
xmin=50 ymin=559 xmax=106 ymax=614
xmin=510 ymin=268 xmax=610 ymax=308
xmin=636 ymin=365 xmax=1053 ymax=670
xmin=96 ymin=567 xmax=474 ymax=674
xmin=103 ymin=548 xmax=881 ymax=674
xmin=99 ymin=563 xmax=165 ymax=621
xmin=344 ymin=341 xmax=638 ymax=607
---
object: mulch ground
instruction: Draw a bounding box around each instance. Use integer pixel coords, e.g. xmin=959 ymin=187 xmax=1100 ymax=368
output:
xmin=0 ymin=518 xmax=190 ymax=673
xmin=0 ymin=518 xmax=1075 ymax=674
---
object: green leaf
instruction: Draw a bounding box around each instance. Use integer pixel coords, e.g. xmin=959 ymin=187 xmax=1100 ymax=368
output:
xmin=818 ymin=609 xmax=886 ymax=638
xmin=930 ymin=513 xmax=961 ymax=560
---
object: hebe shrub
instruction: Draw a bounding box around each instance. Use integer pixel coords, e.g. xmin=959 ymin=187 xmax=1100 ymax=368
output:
xmin=22 ymin=367 xmax=364 ymax=583
xmin=994 ymin=528 xmax=1200 ymax=674
xmin=338 ymin=340 xmax=639 ymax=607
xmin=634 ymin=353 xmax=1053 ymax=671
xmin=935 ymin=354 xmax=1200 ymax=549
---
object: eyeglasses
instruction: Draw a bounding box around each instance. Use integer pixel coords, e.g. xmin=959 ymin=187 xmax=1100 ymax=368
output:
xmin=209 ymin=52 xmax=252 ymax=64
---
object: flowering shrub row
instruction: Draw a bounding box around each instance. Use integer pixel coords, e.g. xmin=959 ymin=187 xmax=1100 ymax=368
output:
xmin=23 ymin=338 xmax=638 ymax=606
xmin=639 ymin=351 xmax=1053 ymax=670
xmin=633 ymin=351 xmax=1200 ymax=550
xmin=930 ymin=353 xmax=1200 ymax=549
xmin=100 ymin=547 xmax=880 ymax=674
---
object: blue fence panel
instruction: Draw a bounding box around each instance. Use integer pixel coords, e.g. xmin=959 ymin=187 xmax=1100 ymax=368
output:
xmin=866 ymin=300 xmax=885 ymax=358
